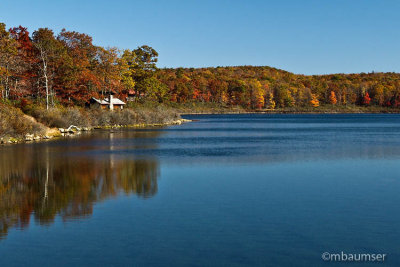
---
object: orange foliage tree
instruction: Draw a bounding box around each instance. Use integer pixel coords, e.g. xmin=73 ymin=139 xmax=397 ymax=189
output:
xmin=329 ymin=91 xmax=337 ymax=105
xmin=310 ymin=94 xmax=319 ymax=107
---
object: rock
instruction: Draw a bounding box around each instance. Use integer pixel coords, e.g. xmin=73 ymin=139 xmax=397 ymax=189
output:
xmin=25 ymin=134 xmax=34 ymax=141
xmin=34 ymin=136 xmax=40 ymax=140
xmin=66 ymin=125 xmax=81 ymax=132
xmin=43 ymin=135 xmax=51 ymax=139
xmin=8 ymin=138 xmax=18 ymax=143
xmin=59 ymin=128 xmax=66 ymax=133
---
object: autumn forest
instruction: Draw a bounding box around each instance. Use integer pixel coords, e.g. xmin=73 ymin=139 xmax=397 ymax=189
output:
xmin=1 ymin=22 xmax=400 ymax=111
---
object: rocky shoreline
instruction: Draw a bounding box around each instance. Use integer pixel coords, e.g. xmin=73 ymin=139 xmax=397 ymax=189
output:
xmin=1 ymin=118 xmax=191 ymax=145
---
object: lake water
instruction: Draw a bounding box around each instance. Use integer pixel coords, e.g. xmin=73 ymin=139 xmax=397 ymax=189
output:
xmin=1 ymin=114 xmax=400 ymax=266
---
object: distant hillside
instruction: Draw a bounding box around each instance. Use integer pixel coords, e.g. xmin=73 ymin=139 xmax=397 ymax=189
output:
xmin=157 ymin=66 xmax=400 ymax=109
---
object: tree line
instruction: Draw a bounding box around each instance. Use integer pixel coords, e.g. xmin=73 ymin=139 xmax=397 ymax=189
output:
xmin=157 ymin=66 xmax=400 ymax=109
xmin=0 ymin=23 xmax=160 ymax=109
xmin=1 ymin=22 xmax=400 ymax=110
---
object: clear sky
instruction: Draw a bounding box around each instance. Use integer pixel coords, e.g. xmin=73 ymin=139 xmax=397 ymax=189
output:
xmin=0 ymin=0 xmax=399 ymax=75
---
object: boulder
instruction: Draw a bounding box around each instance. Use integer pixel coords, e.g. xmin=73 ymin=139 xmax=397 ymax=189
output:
xmin=25 ymin=134 xmax=34 ymax=141
xmin=8 ymin=138 xmax=18 ymax=143
xmin=66 ymin=125 xmax=81 ymax=132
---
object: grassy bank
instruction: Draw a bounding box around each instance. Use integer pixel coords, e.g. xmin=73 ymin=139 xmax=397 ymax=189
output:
xmin=0 ymin=103 xmax=182 ymax=143
xmin=0 ymin=104 xmax=47 ymax=139
xmin=2 ymin=102 xmax=400 ymax=144
xmin=24 ymin=104 xmax=180 ymax=128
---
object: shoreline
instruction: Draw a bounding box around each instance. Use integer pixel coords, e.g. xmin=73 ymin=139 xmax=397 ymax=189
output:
xmin=176 ymin=104 xmax=400 ymax=115
xmin=0 ymin=118 xmax=191 ymax=145
xmin=3 ymin=107 xmax=400 ymax=145
xmin=180 ymin=110 xmax=400 ymax=115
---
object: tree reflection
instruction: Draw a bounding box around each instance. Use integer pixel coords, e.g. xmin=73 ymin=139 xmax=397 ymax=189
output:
xmin=0 ymin=139 xmax=160 ymax=239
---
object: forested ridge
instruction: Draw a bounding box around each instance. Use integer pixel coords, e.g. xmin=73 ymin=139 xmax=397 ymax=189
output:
xmin=158 ymin=66 xmax=400 ymax=109
xmin=1 ymin=22 xmax=400 ymax=111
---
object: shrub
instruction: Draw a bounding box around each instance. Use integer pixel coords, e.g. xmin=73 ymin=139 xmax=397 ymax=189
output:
xmin=27 ymin=106 xmax=91 ymax=128
xmin=0 ymin=104 xmax=45 ymax=138
xmin=25 ymin=104 xmax=180 ymax=128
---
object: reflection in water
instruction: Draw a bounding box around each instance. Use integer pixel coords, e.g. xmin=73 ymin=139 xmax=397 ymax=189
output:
xmin=0 ymin=131 xmax=161 ymax=239
xmin=2 ymin=115 xmax=400 ymax=266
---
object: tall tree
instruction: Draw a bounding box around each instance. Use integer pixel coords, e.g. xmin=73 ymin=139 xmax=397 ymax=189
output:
xmin=131 ymin=45 xmax=158 ymax=96
xmin=9 ymin=26 xmax=36 ymax=98
xmin=57 ymin=29 xmax=98 ymax=104
xmin=0 ymin=23 xmax=18 ymax=99
xmin=118 ymin=49 xmax=137 ymax=93
xmin=95 ymin=47 xmax=120 ymax=97
xmin=32 ymin=28 xmax=62 ymax=109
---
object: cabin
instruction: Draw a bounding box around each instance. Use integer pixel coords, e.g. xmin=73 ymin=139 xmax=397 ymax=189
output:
xmin=88 ymin=92 xmax=126 ymax=110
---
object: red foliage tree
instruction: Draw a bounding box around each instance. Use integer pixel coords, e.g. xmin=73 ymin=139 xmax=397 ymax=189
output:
xmin=362 ymin=92 xmax=371 ymax=105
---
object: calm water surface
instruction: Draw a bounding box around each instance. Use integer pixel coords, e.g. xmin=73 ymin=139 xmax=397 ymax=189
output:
xmin=1 ymin=114 xmax=400 ymax=266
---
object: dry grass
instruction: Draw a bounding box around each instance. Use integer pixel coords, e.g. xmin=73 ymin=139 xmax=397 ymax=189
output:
xmin=0 ymin=102 xmax=181 ymax=139
xmin=25 ymin=105 xmax=180 ymax=128
xmin=0 ymin=104 xmax=46 ymax=138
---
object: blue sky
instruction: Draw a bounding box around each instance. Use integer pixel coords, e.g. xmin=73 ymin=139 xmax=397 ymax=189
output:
xmin=0 ymin=0 xmax=399 ymax=74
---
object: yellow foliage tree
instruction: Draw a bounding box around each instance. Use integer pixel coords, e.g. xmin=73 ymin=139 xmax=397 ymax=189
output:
xmin=256 ymin=93 xmax=265 ymax=109
xmin=221 ymin=91 xmax=228 ymax=103
xmin=310 ymin=94 xmax=319 ymax=107
xmin=266 ymin=92 xmax=275 ymax=109
xmin=249 ymin=79 xmax=264 ymax=109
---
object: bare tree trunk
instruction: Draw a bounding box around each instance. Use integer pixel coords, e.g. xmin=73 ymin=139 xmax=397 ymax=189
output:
xmin=5 ymin=64 xmax=9 ymax=99
xmin=14 ymin=79 xmax=18 ymax=99
xmin=51 ymin=89 xmax=54 ymax=106
xmin=36 ymin=79 xmax=40 ymax=101
xmin=43 ymin=65 xmax=49 ymax=110
xmin=39 ymin=47 xmax=50 ymax=110
xmin=1 ymin=79 xmax=4 ymax=99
